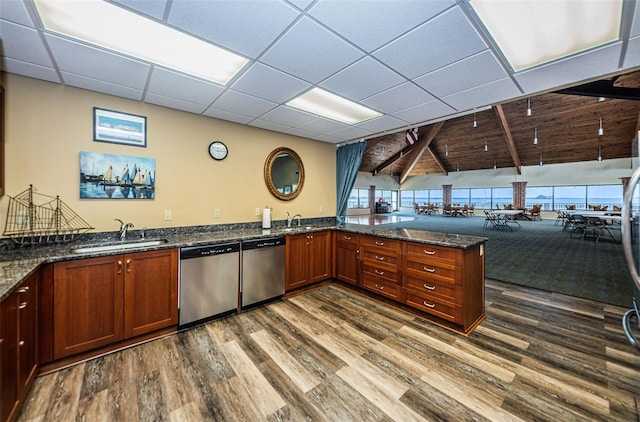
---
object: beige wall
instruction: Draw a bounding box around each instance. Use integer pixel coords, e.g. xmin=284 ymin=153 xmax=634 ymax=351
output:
xmin=1 ymin=73 xmax=336 ymax=233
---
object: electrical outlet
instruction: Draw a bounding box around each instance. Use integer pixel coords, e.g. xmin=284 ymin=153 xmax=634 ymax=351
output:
xmin=214 ymin=208 xmax=220 ymax=218
xmin=255 ymin=208 xmax=261 ymax=216
xmin=164 ymin=210 xmax=172 ymax=221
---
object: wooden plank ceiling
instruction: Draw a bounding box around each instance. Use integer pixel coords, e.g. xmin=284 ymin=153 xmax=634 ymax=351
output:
xmin=360 ymin=70 xmax=640 ymax=182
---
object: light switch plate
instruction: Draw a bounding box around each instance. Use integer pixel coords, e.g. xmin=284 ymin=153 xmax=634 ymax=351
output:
xmin=164 ymin=210 xmax=172 ymax=221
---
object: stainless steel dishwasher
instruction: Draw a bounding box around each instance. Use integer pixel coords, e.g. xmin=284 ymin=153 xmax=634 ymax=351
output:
xmin=241 ymin=236 xmax=285 ymax=309
xmin=179 ymin=242 xmax=239 ymax=328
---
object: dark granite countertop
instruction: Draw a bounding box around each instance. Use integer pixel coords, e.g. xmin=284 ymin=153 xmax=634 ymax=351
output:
xmin=0 ymin=219 xmax=486 ymax=301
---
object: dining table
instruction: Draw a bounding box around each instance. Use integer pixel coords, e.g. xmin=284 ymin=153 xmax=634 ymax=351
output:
xmin=493 ymin=209 xmax=524 ymax=226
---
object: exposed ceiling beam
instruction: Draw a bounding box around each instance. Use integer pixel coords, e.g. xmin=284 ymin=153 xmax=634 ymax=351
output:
xmin=371 ymin=136 xmax=420 ymax=174
xmin=554 ymin=78 xmax=640 ymax=101
xmin=493 ymin=104 xmax=522 ymax=175
xmin=399 ymin=121 xmax=445 ymax=184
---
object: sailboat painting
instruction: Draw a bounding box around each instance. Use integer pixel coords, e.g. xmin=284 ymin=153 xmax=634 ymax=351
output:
xmin=80 ymin=151 xmax=156 ymax=199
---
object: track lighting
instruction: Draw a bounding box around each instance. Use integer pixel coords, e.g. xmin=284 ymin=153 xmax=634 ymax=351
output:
xmin=473 ymin=112 xmax=477 ymax=128
xmin=533 ymin=127 xmax=538 ymax=145
xmin=526 ymin=98 xmax=532 ymax=116
xmin=598 ymin=116 xmax=604 ymax=136
xmin=539 ymin=152 xmax=543 ymax=167
xmin=597 ymin=145 xmax=602 ymax=162
xmin=445 ymin=143 xmax=448 ymax=157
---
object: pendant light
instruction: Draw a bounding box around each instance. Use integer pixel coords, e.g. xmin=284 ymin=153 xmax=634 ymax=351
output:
xmin=533 ymin=127 xmax=538 ymax=145
xmin=526 ymin=98 xmax=532 ymax=116
xmin=473 ymin=112 xmax=477 ymax=128
xmin=456 ymin=161 xmax=460 ymax=172
xmin=539 ymin=152 xmax=543 ymax=167
xmin=445 ymin=143 xmax=448 ymax=156
xmin=597 ymin=145 xmax=602 ymax=162
xmin=493 ymin=159 xmax=497 ymax=171
xmin=598 ymin=116 xmax=604 ymax=136
xmin=484 ymin=139 xmax=488 ymax=151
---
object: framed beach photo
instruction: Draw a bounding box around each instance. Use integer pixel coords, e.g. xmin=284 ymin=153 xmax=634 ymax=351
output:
xmin=93 ymin=107 xmax=147 ymax=147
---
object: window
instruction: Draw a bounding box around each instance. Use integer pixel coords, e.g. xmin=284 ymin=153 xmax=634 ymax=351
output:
xmin=525 ymin=186 xmax=553 ymax=210
xmin=554 ymin=186 xmax=585 ymax=210
xmin=470 ymin=188 xmax=492 ymax=209
xmin=586 ymin=185 xmax=623 ymax=209
xmin=429 ymin=189 xmax=443 ymax=205
xmin=414 ymin=190 xmax=428 ymax=205
xmin=348 ymin=188 xmax=370 ymax=209
xmin=400 ymin=190 xmax=414 ymax=207
xmin=492 ymin=187 xmax=513 ymax=209
xmin=451 ymin=188 xmax=470 ymax=205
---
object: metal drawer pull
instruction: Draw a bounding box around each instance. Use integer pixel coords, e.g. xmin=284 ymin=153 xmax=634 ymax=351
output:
xmin=375 ymin=255 xmax=385 ymax=261
xmin=117 ymin=260 xmax=122 ymax=274
xmin=19 ymin=302 xmax=28 ymax=309
xmin=424 ymin=250 xmax=436 ymax=255
xmin=375 ymin=269 xmax=385 ymax=276
xmin=17 ymin=286 xmax=29 ymax=293
xmin=423 ymin=266 xmax=436 ymax=273
xmin=375 ymin=241 xmax=384 ymax=246
xmin=423 ymin=284 xmax=436 ymax=290
xmin=423 ymin=301 xmax=436 ymax=308
xmin=126 ymin=259 xmax=131 ymax=273
xmin=19 ymin=341 xmax=25 ymax=347
xmin=375 ymin=284 xmax=385 ymax=290
xmin=344 ymin=236 xmax=352 ymax=240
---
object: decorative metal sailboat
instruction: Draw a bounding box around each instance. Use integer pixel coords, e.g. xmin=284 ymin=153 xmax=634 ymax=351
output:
xmin=3 ymin=185 xmax=93 ymax=245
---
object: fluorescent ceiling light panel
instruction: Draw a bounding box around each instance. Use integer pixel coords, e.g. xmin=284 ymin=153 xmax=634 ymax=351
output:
xmin=33 ymin=0 xmax=248 ymax=85
xmin=286 ymin=88 xmax=382 ymax=124
xmin=470 ymin=0 xmax=623 ymax=72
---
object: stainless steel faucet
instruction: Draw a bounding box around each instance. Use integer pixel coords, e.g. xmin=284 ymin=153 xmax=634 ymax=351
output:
xmin=291 ymin=213 xmax=302 ymax=227
xmin=115 ymin=219 xmax=134 ymax=241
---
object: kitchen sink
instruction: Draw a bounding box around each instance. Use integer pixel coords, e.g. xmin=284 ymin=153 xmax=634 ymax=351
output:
xmin=72 ymin=238 xmax=168 ymax=253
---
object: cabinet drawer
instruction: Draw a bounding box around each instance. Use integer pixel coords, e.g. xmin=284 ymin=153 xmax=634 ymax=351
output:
xmin=361 ymin=249 xmax=400 ymax=267
xmin=405 ymin=242 xmax=458 ymax=264
xmin=361 ymin=236 xmax=401 ymax=252
xmin=405 ymin=291 xmax=462 ymax=323
xmin=405 ymin=259 xmax=458 ymax=285
xmin=336 ymin=233 xmax=359 ymax=247
xmin=362 ymin=263 xmax=400 ymax=285
xmin=405 ymin=275 xmax=462 ymax=303
xmin=362 ymin=277 xmax=402 ymax=301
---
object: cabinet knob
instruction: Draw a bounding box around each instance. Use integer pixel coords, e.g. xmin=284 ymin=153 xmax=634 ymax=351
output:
xmin=19 ymin=340 xmax=25 ymax=347
xmin=424 ymin=250 xmax=436 ymax=255
xmin=423 ymin=284 xmax=436 ymax=291
xmin=423 ymin=266 xmax=436 ymax=273
xmin=423 ymin=301 xmax=436 ymax=308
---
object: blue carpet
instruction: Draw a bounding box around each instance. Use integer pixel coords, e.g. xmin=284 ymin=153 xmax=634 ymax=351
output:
xmin=375 ymin=212 xmax=633 ymax=307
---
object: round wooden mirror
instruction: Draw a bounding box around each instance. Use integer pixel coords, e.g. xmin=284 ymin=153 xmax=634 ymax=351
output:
xmin=264 ymin=147 xmax=305 ymax=201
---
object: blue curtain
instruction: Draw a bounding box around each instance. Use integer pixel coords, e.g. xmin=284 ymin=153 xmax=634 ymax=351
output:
xmin=336 ymin=141 xmax=368 ymax=225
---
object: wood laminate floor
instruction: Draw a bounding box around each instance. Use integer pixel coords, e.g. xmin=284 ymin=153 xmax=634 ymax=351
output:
xmin=18 ymin=279 xmax=640 ymax=421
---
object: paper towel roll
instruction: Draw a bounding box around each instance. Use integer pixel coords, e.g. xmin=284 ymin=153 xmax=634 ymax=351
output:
xmin=262 ymin=207 xmax=271 ymax=229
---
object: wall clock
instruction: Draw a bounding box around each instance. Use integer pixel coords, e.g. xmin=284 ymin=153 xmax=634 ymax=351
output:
xmin=208 ymin=141 xmax=228 ymax=161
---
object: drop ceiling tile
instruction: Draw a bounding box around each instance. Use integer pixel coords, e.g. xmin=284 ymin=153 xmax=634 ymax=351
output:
xmin=285 ymin=126 xmax=325 ymax=140
xmin=309 ymin=0 xmax=453 ymax=52
xmin=203 ymin=107 xmax=254 ymax=125
xmin=442 ymin=78 xmax=521 ymax=111
xmin=355 ymin=115 xmax=408 ymax=134
xmin=630 ymin=2 xmax=640 ymax=37
xmin=61 ymin=72 xmax=143 ymax=101
xmin=286 ymin=0 xmax=314 ymax=11
xmin=319 ymin=57 xmax=405 ymax=101
xmin=361 ymin=82 xmax=434 ymax=114
xmin=111 ymin=0 xmax=169 ymax=20
xmin=296 ymin=117 xmax=349 ymax=134
xmin=260 ymin=17 xmax=363 ymax=83
xmin=144 ymin=92 xmax=208 ymax=114
xmin=0 ymin=1 xmax=35 ymax=26
xmin=168 ymin=0 xmax=298 ymax=59
xmin=45 ymin=34 xmax=150 ymax=89
xmin=624 ymin=35 xmax=640 ymax=68
xmin=230 ymin=63 xmax=311 ymax=103
xmin=514 ymin=43 xmax=623 ymax=95
xmin=259 ymin=106 xmax=318 ymax=127
xmin=391 ymin=100 xmax=456 ymax=124
xmin=414 ymin=51 xmax=507 ymax=97
xmin=210 ymin=90 xmax=277 ymax=118
xmin=374 ymin=7 xmax=486 ymax=79
xmin=328 ymin=125 xmax=371 ymax=141
xmin=249 ymin=119 xmax=292 ymax=133
xmin=0 ymin=20 xmax=54 ymax=67
xmin=313 ymin=133 xmax=343 ymax=143
xmin=147 ymin=68 xmax=224 ymax=106
xmin=1 ymin=58 xmax=60 ymax=83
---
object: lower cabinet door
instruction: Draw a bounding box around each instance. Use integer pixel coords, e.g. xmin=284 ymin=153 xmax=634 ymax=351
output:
xmin=53 ymin=257 xmax=124 ymax=359
xmin=124 ymin=249 xmax=178 ymax=338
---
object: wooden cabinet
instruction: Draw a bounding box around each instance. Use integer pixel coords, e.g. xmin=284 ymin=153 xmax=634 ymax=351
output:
xmin=334 ymin=233 xmax=360 ymax=286
xmin=403 ymin=242 xmax=484 ymax=332
xmin=52 ymin=249 xmax=177 ymax=360
xmin=360 ymin=236 xmax=402 ymax=301
xmin=1 ymin=271 xmax=38 ymax=422
xmin=285 ymin=231 xmax=333 ymax=291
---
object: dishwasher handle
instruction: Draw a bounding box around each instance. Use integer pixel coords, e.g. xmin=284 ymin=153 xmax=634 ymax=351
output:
xmin=242 ymin=236 xmax=285 ymax=251
xmin=180 ymin=242 xmax=240 ymax=259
